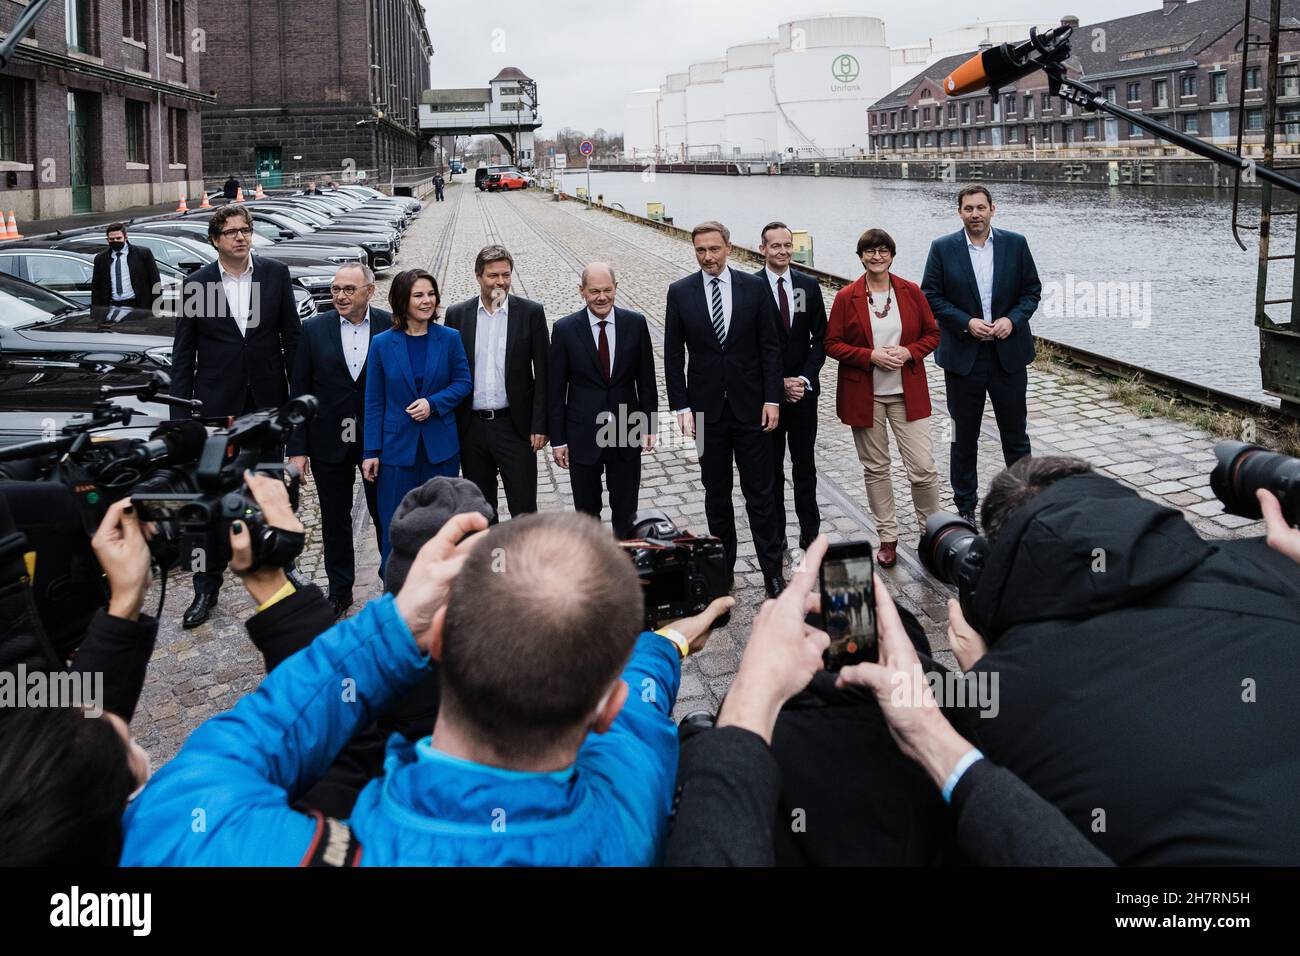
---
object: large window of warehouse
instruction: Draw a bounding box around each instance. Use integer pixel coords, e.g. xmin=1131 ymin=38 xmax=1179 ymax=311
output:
xmin=0 ymin=80 xmax=16 ymax=162
xmin=168 ymin=108 xmax=187 ymax=165
xmin=122 ymin=0 xmax=147 ymax=43
xmin=66 ymin=0 xmax=97 ymax=55
xmin=166 ymin=0 xmax=184 ymax=56
xmin=126 ymin=100 xmax=148 ymax=164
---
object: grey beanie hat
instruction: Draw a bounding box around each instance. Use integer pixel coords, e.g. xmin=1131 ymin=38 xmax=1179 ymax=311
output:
xmin=383 ymin=477 xmax=496 ymax=593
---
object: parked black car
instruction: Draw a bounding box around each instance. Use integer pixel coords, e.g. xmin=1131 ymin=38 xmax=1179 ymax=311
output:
xmin=125 ymin=218 xmax=368 ymax=270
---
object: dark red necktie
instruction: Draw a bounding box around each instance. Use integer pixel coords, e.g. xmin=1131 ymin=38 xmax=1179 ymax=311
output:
xmin=778 ymin=277 xmax=791 ymax=332
xmin=597 ymin=320 xmax=611 ymax=382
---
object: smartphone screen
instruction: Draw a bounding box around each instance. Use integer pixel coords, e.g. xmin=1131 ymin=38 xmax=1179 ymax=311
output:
xmin=819 ymin=541 xmax=877 ymax=670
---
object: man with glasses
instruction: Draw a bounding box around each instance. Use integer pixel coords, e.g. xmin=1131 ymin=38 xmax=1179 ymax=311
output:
xmin=171 ymin=204 xmax=302 ymax=627
xmin=287 ymin=263 xmax=385 ymax=619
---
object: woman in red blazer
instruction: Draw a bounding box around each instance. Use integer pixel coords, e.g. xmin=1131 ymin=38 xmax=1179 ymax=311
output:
xmin=825 ymin=228 xmax=943 ymax=567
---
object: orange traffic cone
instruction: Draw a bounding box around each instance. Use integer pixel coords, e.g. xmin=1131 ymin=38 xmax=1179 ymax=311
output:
xmin=176 ymin=188 xmax=189 ymax=213
xmin=235 ymin=186 xmax=244 ymax=202
xmin=4 ymin=211 xmax=23 ymax=240
xmin=198 ymin=191 xmax=212 ymax=209
xmin=254 ymin=182 xmax=266 ymax=200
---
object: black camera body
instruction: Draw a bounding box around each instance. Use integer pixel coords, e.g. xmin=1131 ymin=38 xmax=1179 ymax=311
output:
xmin=620 ymin=509 xmax=732 ymax=631
xmin=130 ymin=400 xmax=315 ymax=573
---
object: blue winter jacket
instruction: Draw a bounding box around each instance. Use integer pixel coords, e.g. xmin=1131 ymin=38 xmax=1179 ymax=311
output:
xmin=119 ymin=595 xmax=682 ymax=866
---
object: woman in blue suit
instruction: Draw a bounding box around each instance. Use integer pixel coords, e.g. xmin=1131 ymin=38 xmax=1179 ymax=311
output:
xmin=363 ymin=268 xmax=472 ymax=571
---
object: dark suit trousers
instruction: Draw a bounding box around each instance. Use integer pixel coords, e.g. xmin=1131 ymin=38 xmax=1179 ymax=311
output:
xmin=461 ymin=416 xmax=537 ymax=518
xmin=700 ymin=405 xmax=783 ymax=580
xmin=313 ymin=449 xmax=381 ymax=598
xmin=771 ymin=395 xmax=820 ymax=546
xmin=570 ymin=450 xmax=641 ymax=539
xmin=944 ymin=344 xmax=1031 ymax=513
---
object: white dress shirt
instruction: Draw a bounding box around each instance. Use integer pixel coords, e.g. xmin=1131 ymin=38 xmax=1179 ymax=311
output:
xmin=220 ymin=256 xmax=255 ymax=336
xmin=965 ymin=229 xmax=995 ymax=324
xmin=341 ymin=308 xmax=371 ymax=381
xmin=110 ymin=243 xmax=136 ymax=302
xmin=472 ymin=296 xmax=509 ymax=410
xmin=764 ymin=265 xmax=810 ymax=390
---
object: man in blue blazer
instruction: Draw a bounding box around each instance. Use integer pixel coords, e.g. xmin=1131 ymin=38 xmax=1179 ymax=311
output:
xmin=921 ymin=185 xmax=1041 ymax=524
xmin=549 ymin=263 xmax=657 ymax=539
xmin=288 ymin=264 xmax=386 ymax=619
xmin=664 ymin=220 xmax=786 ymax=598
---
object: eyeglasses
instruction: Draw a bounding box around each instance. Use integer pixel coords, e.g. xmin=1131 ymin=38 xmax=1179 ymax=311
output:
xmin=331 ymin=285 xmax=369 ymax=296
xmin=219 ymin=227 xmax=254 ymax=239
xmin=862 ymin=250 xmax=892 ymax=259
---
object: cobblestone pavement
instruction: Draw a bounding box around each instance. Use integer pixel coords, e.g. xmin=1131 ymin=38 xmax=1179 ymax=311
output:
xmin=132 ymin=181 xmax=1267 ymax=762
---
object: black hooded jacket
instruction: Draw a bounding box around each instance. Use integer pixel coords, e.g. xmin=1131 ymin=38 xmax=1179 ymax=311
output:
xmin=969 ymin=471 xmax=1300 ymax=865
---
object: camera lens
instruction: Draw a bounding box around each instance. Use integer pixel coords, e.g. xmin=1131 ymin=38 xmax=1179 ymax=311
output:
xmin=1210 ymin=441 xmax=1300 ymax=524
xmin=919 ymin=512 xmax=981 ymax=586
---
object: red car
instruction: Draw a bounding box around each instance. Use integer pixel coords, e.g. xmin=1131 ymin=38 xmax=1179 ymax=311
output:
xmin=486 ymin=172 xmax=528 ymax=192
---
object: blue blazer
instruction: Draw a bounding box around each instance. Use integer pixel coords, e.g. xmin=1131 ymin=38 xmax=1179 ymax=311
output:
xmin=363 ymin=325 xmax=472 ymax=467
xmin=920 ymin=227 xmax=1041 ymax=376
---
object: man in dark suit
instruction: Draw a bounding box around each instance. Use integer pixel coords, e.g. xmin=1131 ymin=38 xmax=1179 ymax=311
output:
xmin=171 ymin=203 xmax=302 ymax=627
xmin=754 ymin=221 xmax=827 ymax=552
xmin=222 ymin=175 xmax=240 ymax=200
xmin=443 ymin=244 xmax=549 ymax=518
xmin=921 ymin=184 xmax=1041 ymax=524
xmin=665 ymin=220 xmax=786 ymax=598
xmin=549 ymin=262 xmax=657 ymax=539
xmin=288 ymin=262 xmax=385 ymax=619
xmin=90 ymin=222 xmax=162 ymax=310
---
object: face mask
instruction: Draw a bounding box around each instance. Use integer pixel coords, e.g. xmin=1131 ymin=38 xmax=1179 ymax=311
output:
xmin=108 ymin=240 xmax=126 ymax=252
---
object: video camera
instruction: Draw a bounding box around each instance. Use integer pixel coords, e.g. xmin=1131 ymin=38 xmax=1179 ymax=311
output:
xmin=918 ymin=441 xmax=1300 ymax=631
xmin=0 ymin=373 xmax=316 ymax=656
xmin=619 ymin=509 xmax=732 ymax=630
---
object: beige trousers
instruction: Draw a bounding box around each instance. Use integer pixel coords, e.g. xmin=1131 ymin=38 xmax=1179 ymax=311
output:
xmin=851 ymin=394 xmax=942 ymax=542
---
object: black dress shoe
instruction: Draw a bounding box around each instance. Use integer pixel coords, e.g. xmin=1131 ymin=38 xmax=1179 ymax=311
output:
xmin=329 ymin=593 xmax=354 ymax=620
xmin=678 ymin=710 xmax=716 ymax=731
xmin=765 ymin=576 xmax=786 ymax=599
xmin=182 ymin=592 xmax=218 ymax=629
xmin=958 ymin=509 xmax=978 ymax=529
xmin=798 ymin=533 xmax=815 ymax=551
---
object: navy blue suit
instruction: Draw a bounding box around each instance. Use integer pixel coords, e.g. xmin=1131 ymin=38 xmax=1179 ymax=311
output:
xmin=288 ymin=307 xmax=389 ymax=600
xmin=364 ymin=325 xmax=472 ymax=568
xmin=921 ymin=228 xmax=1041 ymax=513
xmin=753 ymin=266 xmax=827 ymax=547
xmin=548 ymin=306 xmax=657 ymax=537
xmin=664 ymin=267 xmax=784 ymax=580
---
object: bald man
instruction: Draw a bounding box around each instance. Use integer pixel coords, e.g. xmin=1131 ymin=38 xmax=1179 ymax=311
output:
xmin=548 ymin=263 xmax=657 ymax=538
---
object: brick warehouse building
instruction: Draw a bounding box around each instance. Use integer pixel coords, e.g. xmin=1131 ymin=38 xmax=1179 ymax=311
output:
xmin=200 ymin=0 xmax=432 ymax=189
xmin=0 ymin=0 xmax=210 ymax=221
xmin=868 ymin=0 xmax=1300 ymax=157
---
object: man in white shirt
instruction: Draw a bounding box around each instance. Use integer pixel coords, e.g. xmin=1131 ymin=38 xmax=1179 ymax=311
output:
xmin=443 ymin=245 xmax=550 ymax=518
xmin=921 ymin=185 xmax=1041 ymax=525
xmin=288 ymin=263 xmax=385 ymax=618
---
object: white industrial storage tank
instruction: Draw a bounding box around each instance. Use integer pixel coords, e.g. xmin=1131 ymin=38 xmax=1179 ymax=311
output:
xmin=930 ymin=21 xmax=1052 ymax=60
xmin=660 ymin=72 xmax=689 ymax=163
xmin=684 ymin=59 xmax=727 ymax=160
xmin=623 ymin=89 xmax=660 ymax=161
xmin=723 ymin=38 xmax=780 ymax=159
xmin=772 ymin=15 xmax=891 ymax=156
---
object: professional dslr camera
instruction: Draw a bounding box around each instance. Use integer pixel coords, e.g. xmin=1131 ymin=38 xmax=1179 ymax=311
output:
xmin=918 ymin=440 xmax=1300 ymax=632
xmin=619 ymin=509 xmax=732 ymax=630
xmin=0 ymin=373 xmax=316 ymax=657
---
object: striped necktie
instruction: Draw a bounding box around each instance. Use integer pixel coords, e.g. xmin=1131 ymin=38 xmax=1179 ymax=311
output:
xmin=710 ymin=277 xmax=726 ymax=346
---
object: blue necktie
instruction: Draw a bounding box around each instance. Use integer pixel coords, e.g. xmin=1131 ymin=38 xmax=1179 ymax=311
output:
xmin=710 ymin=277 xmax=726 ymax=346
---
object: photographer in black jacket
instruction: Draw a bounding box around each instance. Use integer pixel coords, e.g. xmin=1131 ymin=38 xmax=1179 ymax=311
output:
xmin=952 ymin=455 xmax=1300 ymax=865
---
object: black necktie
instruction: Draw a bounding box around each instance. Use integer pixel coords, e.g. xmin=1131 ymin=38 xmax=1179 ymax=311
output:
xmin=114 ymin=252 xmax=125 ymax=300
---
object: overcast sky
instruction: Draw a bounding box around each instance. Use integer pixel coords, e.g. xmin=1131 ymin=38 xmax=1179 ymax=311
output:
xmin=424 ymin=0 xmax=1171 ymax=135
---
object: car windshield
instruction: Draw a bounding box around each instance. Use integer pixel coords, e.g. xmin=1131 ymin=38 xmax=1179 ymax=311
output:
xmin=0 ymin=271 xmax=80 ymax=327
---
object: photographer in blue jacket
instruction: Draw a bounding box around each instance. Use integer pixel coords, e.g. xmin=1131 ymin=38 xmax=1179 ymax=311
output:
xmin=121 ymin=507 xmax=732 ymax=866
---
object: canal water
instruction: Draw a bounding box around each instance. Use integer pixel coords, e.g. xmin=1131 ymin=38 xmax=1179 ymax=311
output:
xmin=559 ymin=169 xmax=1294 ymax=404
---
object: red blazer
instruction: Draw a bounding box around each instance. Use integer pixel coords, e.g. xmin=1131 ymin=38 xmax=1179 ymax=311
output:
xmin=825 ymin=273 xmax=940 ymax=429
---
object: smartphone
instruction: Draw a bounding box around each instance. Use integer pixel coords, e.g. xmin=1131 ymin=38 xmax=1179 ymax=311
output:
xmin=818 ymin=540 xmax=878 ymax=670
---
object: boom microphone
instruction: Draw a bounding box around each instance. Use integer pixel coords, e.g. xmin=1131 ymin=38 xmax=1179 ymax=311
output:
xmin=943 ymin=25 xmax=1073 ymax=97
